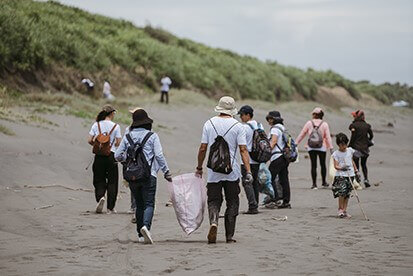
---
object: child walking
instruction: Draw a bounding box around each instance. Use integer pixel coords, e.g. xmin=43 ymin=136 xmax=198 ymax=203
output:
xmin=331 ymin=133 xmax=361 ymax=218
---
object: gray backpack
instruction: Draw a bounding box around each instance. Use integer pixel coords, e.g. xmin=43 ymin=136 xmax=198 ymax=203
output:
xmin=308 ymin=121 xmax=324 ymax=148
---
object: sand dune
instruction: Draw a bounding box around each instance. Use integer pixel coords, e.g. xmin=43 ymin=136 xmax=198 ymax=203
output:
xmin=0 ymin=99 xmax=412 ymax=275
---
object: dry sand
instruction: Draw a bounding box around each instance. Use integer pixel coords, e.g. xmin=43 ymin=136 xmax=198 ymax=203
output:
xmin=0 ymin=96 xmax=412 ymax=275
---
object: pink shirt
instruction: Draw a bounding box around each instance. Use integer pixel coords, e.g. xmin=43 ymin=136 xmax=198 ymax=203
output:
xmin=296 ymin=119 xmax=333 ymax=150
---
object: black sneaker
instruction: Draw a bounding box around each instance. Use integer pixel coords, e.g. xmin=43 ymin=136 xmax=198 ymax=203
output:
xmin=322 ymin=183 xmax=329 ymax=188
xmin=364 ymin=179 xmax=371 ymax=188
xmin=242 ymin=209 xmax=259 ymax=215
xmin=311 ymin=185 xmax=318 ymax=190
xmin=278 ymin=202 xmax=291 ymax=209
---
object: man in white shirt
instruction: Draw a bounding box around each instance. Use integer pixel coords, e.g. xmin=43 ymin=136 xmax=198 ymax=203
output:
xmin=82 ymin=78 xmax=94 ymax=93
xmin=160 ymin=75 xmax=172 ymax=104
xmin=238 ymin=105 xmax=260 ymax=214
xmin=196 ymin=96 xmax=253 ymax=244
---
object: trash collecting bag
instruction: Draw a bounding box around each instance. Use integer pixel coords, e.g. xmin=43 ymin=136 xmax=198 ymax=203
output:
xmin=258 ymin=163 xmax=275 ymax=199
xmin=167 ymin=173 xmax=207 ymax=235
xmin=328 ymin=156 xmax=336 ymax=184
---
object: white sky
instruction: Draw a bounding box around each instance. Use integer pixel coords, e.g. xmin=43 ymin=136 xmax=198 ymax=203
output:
xmin=57 ymin=0 xmax=413 ymax=84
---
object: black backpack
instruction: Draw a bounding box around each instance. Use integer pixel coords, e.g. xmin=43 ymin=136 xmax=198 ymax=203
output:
xmin=248 ymin=123 xmax=272 ymax=163
xmin=207 ymin=120 xmax=238 ymax=175
xmin=123 ymin=132 xmax=154 ymax=182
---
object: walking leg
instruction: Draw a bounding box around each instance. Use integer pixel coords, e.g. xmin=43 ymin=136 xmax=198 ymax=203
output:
xmin=223 ymin=180 xmax=240 ymax=242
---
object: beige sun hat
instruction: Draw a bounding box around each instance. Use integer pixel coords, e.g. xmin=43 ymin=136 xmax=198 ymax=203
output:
xmin=129 ymin=107 xmax=142 ymax=114
xmin=214 ymin=96 xmax=238 ymax=116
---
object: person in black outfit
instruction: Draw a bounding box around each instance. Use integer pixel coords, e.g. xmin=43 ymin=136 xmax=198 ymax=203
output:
xmin=349 ymin=110 xmax=374 ymax=188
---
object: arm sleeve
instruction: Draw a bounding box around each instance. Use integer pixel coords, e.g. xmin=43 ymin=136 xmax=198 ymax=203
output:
xmin=295 ymin=121 xmax=309 ymax=145
xmin=349 ymin=124 xmax=356 ymax=147
xmin=115 ymin=125 xmax=122 ymax=138
xmin=89 ymin=123 xmax=96 ymax=136
xmin=153 ymin=134 xmax=169 ymax=174
xmin=237 ymin=125 xmax=247 ymax=146
xmin=201 ymin=123 xmax=209 ymax=144
xmin=324 ymin=123 xmax=333 ymax=149
xmin=114 ymin=136 xmax=128 ymax=162
xmin=368 ymin=124 xmax=373 ymax=140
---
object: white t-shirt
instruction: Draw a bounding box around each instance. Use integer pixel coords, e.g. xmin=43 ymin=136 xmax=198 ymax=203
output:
xmin=269 ymin=124 xmax=286 ymax=162
xmin=201 ymin=116 xmax=247 ymax=183
xmin=161 ymin=77 xmax=172 ymax=92
xmin=242 ymin=120 xmax=259 ymax=165
xmin=89 ymin=120 xmax=122 ymax=153
xmin=332 ymin=147 xmax=355 ymax=177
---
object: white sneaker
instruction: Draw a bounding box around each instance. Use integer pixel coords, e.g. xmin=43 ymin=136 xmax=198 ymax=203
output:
xmin=138 ymin=236 xmax=145 ymax=243
xmin=95 ymin=197 xmax=105 ymax=213
xmin=140 ymin=226 xmax=153 ymax=244
xmin=106 ymin=209 xmax=117 ymax=214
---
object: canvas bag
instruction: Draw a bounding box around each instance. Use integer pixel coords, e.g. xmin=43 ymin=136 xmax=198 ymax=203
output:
xmin=167 ymin=173 xmax=207 ymax=235
xmin=207 ymin=120 xmax=238 ymax=174
xmin=92 ymin=122 xmax=117 ymax=156
xmin=308 ymin=120 xmax=324 ymax=148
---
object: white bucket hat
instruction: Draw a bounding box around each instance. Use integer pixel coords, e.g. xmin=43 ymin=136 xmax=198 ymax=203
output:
xmin=214 ymin=96 xmax=238 ymax=116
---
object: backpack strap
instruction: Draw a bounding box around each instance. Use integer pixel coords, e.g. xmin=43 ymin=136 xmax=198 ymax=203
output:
xmin=125 ymin=133 xmax=135 ymax=147
xmin=109 ymin=123 xmax=117 ymax=135
xmin=209 ymin=119 xmax=219 ymax=136
xmin=97 ymin=121 xmax=102 ymax=135
xmin=246 ymin=122 xmax=255 ymax=130
xmin=312 ymin=120 xmax=323 ymax=130
xmin=223 ymin=122 xmax=239 ymax=137
xmin=140 ymin=132 xmax=154 ymax=147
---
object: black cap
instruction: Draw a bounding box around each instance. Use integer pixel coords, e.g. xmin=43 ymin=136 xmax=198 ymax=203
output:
xmin=238 ymin=105 xmax=254 ymax=115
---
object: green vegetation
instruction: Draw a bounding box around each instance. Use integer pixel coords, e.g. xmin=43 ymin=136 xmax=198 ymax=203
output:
xmin=0 ymin=0 xmax=411 ymax=105
xmin=0 ymin=124 xmax=15 ymax=136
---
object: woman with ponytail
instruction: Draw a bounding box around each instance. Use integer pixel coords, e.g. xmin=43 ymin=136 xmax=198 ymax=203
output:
xmin=87 ymin=105 xmax=122 ymax=214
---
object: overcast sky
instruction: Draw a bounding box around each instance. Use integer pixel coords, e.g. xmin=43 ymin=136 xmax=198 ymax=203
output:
xmin=57 ymin=0 xmax=413 ymax=85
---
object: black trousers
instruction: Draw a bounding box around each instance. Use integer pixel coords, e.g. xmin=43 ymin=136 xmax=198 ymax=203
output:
xmin=353 ymin=155 xmax=369 ymax=180
xmin=308 ymin=150 xmax=327 ymax=186
xmin=207 ymin=179 xmax=240 ymax=240
xmin=241 ymin=164 xmax=260 ymax=210
xmin=269 ymin=157 xmax=290 ymax=204
xmin=160 ymin=91 xmax=169 ymax=104
xmin=92 ymin=152 xmax=119 ymax=210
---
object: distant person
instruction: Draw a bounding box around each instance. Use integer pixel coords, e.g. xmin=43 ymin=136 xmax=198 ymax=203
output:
xmin=266 ymin=111 xmax=291 ymax=209
xmin=160 ymin=75 xmax=172 ymax=104
xmin=296 ymin=107 xmax=333 ymax=189
xmin=115 ymin=108 xmax=172 ymax=244
xmin=196 ymin=96 xmax=253 ymax=244
xmin=82 ymin=78 xmax=95 ymax=93
xmin=87 ymin=105 xmax=121 ymax=214
xmin=238 ymin=105 xmax=260 ymax=215
xmin=331 ymin=133 xmax=361 ymax=218
xmin=349 ymin=110 xmax=373 ymax=188
xmin=103 ymin=80 xmax=115 ymax=101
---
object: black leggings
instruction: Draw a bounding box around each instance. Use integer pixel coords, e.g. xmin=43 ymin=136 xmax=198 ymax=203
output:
xmin=308 ymin=150 xmax=327 ymax=186
xmin=353 ymin=156 xmax=368 ymax=180
xmin=269 ymin=157 xmax=290 ymax=203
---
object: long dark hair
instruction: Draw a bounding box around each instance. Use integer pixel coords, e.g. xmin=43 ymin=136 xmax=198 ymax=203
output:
xmin=96 ymin=110 xmax=108 ymax=122
xmin=130 ymin=123 xmax=152 ymax=131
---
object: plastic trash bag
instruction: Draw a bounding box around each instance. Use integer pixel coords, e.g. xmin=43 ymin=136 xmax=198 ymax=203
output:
xmin=167 ymin=173 xmax=207 ymax=235
xmin=258 ymin=163 xmax=275 ymax=199
xmin=328 ymin=156 xmax=336 ymax=184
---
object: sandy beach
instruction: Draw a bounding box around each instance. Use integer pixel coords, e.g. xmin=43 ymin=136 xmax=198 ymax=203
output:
xmin=0 ymin=97 xmax=412 ymax=275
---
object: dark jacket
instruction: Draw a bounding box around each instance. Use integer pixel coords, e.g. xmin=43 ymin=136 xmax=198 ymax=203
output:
xmin=349 ymin=119 xmax=373 ymax=155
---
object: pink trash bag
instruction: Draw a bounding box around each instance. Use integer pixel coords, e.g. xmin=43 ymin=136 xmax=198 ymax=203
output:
xmin=167 ymin=173 xmax=207 ymax=235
